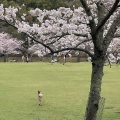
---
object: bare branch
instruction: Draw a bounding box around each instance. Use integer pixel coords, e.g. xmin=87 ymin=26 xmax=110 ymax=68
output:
xmin=103 ymin=13 xmax=120 ymax=47
xmin=73 ymin=32 xmax=88 ymax=37
xmin=64 ymin=38 xmax=92 ymax=57
xmin=80 ymin=0 xmax=96 ymax=34
xmin=28 ymin=36 xmax=54 ymax=53
xmin=96 ymin=0 xmax=120 ymax=35
xmin=54 ymin=47 xmax=93 ymax=58
xmin=0 ymin=18 xmax=18 ymax=30
xmin=76 ymin=39 xmax=92 ymax=47
xmin=50 ymin=32 xmax=88 ymax=39
xmin=46 ymin=35 xmax=65 ymax=45
xmin=48 ymin=32 xmax=88 ymax=45
xmin=49 ymin=33 xmax=69 ymax=40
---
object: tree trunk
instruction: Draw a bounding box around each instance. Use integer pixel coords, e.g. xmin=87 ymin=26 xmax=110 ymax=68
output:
xmin=85 ymin=53 xmax=105 ymax=120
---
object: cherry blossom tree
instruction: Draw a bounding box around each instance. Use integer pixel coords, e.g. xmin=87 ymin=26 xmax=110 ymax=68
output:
xmin=0 ymin=0 xmax=120 ymax=119
xmin=27 ymin=43 xmax=49 ymax=62
xmin=107 ymin=38 xmax=120 ymax=63
xmin=0 ymin=32 xmax=22 ymax=62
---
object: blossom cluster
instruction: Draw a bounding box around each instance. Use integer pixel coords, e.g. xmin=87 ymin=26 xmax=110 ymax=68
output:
xmin=0 ymin=33 xmax=21 ymax=54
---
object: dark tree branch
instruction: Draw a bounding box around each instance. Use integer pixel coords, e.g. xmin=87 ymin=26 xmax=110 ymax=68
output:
xmin=103 ymin=13 xmax=120 ymax=48
xmin=76 ymin=39 xmax=92 ymax=47
xmin=47 ymin=36 xmax=66 ymax=45
xmin=73 ymin=32 xmax=88 ymax=37
xmin=26 ymin=35 xmax=54 ymax=53
xmin=49 ymin=33 xmax=69 ymax=41
xmin=95 ymin=0 xmax=120 ymax=35
xmin=63 ymin=39 xmax=92 ymax=57
xmin=54 ymin=47 xmax=94 ymax=58
xmin=47 ymin=32 xmax=88 ymax=45
xmin=50 ymin=32 xmax=88 ymax=40
xmin=80 ymin=0 xmax=96 ymax=34
xmin=0 ymin=18 xmax=18 ymax=30
xmin=0 ymin=18 xmax=55 ymax=53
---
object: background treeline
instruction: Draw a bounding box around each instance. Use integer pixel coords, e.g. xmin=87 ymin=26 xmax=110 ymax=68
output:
xmin=0 ymin=0 xmax=81 ymax=9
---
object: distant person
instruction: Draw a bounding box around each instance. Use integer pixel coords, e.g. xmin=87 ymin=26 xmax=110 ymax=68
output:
xmin=26 ymin=56 xmax=29 ymax=63
xmin=22 ymin=55 xmax=25 ymax=62
xmin=63 ymin=55 xmax=66 ymax=65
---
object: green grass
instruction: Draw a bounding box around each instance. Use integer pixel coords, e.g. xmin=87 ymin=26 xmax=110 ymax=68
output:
xmin=0 ymin=62 xmax=120 ymax=120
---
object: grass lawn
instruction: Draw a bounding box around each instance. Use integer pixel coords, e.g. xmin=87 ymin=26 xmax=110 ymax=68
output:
xmin=0 ymin=62 xmax=120 ymax=120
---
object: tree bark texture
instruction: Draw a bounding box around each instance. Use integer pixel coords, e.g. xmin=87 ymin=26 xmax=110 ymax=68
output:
xmin=85 ymin=49 xmax=106 ymax=120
